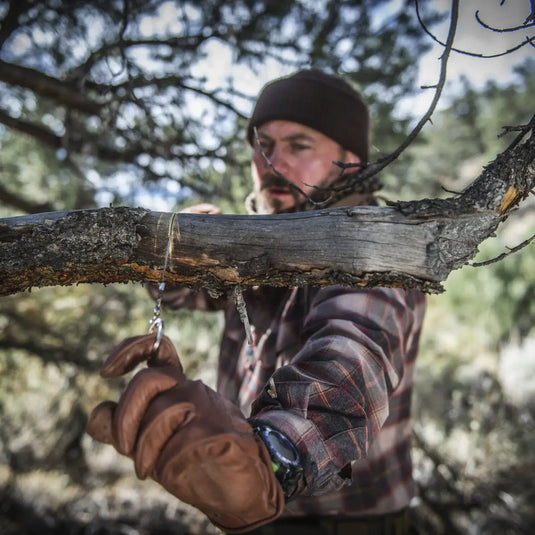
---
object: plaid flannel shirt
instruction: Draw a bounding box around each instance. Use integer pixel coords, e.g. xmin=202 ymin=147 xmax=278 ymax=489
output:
xmin=163 ymin=283 xmax=425 ymax=516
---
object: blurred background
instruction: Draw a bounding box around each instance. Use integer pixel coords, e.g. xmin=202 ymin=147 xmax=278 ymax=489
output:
xmin=0 ymin=1 xmax=534 ymax=533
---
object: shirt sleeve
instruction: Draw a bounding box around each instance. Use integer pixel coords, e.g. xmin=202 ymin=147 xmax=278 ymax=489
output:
xmin=249 ymin=286 xmax=425 ymax=497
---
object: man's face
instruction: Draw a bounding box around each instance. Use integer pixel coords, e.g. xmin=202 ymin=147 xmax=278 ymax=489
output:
xmin=251 ymin=120 xmax=360 ymax=214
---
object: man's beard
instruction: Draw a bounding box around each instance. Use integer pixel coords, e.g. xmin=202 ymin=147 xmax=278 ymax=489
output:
xmin=256 ymin=174 xmax=299 ymax=214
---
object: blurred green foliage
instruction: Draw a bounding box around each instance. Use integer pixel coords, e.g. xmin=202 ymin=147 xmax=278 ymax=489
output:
xmin=407 ymin=60 xmax=535 ymax=533
xmin=0 ymin=1 xmax=534 ymax=533
xmin=381 ymin=58 xmax=535 ymax=202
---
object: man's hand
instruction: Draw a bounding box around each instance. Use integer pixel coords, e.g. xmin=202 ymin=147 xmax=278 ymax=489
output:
xmin=180 ymin=203 xmax=221 ymax=214
xmin=86 ymin=335 xmax=284 ymax=533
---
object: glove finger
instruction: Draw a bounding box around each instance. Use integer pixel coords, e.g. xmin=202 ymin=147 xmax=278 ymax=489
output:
xmin=135 ymin=379 xmax=226 ymax=479
xmin=134 ymin=397 xmax=197 ymax=479
xmin=86 ymin=400 xmax=117 ymax=445
xmin=101 ymin=334 xmax=182 ymax=378
xmin=113 ymin=366 xmax=183 ymax=455
xmin=147 ymin=335 xmax=183 ymax=369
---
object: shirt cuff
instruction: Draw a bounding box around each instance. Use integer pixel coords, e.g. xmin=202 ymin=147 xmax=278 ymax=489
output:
xmin=249 ymin=409 xmax=350 ymax=498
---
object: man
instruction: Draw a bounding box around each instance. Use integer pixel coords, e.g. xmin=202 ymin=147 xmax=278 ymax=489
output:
xmin=87 ymin=69 xmax=426 ymax=535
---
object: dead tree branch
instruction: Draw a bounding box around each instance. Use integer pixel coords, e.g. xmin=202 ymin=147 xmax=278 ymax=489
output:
xmin=1 ymin=124 xmax=534 ymax=298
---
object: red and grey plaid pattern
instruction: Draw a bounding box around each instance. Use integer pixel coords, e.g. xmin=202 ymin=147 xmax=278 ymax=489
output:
xmin=157 ymin=283 xmax=425 ymax=516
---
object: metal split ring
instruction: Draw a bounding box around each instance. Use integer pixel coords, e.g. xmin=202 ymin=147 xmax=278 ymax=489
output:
xmin=148 ymin=316 xmax=164 ymax=353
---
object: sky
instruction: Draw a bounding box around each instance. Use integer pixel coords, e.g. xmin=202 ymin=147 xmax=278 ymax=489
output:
xmin=422 ymin=0 xmax=533 ymax=84
xmin=405 ymin=0 xmax=534 ymax=114
xmin=134 ymin=0 xmax=533 ymax=116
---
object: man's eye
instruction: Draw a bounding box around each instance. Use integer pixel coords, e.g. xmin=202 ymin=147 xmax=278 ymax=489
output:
xmin=292 ymin=144 xmax=310 ymax=152
xmin=257 ymin=142 xmax=272 ymax=153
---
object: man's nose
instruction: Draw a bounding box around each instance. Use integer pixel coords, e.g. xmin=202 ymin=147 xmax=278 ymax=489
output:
xmin=267 ymin=145 xmax=289 ymax=173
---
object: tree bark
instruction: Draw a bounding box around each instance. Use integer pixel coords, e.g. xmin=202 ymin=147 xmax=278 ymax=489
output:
xmin=1 ymin=129 xmax=534 ymax=297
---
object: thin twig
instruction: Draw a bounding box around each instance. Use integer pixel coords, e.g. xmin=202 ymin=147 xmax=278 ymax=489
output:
xmin=470 ymin=233 xmax=535 ymax=267
xmin=527 ymin=0 xmax=535 ymax=24
xmin=503 ymin=114 xmax=535 ymax=152
xmin=498 ymin=123 xmax=533 ymax=138
xmin=416 ymin=0 xmax=535 ymax=59
xmin=441 ymin=185 xmax=462 ymax=195
xmin=475 ymin=9 xmax=535 ymax=33
xmin=346 ymin=0 xmax=460 ymax=180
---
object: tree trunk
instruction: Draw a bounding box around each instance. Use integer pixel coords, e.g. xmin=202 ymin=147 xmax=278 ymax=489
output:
xmin=1 ymin=129 xmax=534 ymax=297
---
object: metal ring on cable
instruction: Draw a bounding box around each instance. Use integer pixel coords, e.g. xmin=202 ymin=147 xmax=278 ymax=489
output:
xmin=149 ymin=316 xmax=164 ymax=353
xmin=147 ymin=212 xmax=178 ymax=354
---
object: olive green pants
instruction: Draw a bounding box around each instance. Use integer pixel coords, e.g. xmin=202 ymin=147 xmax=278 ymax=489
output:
xmin=237 ymin=508 xmax=411 ymax=535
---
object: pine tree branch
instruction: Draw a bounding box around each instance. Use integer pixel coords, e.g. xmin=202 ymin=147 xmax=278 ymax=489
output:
xmin=0 ymin=60 xmax=102 ymax=115
xmin=0 ymin=182 xmax=56 ymax=214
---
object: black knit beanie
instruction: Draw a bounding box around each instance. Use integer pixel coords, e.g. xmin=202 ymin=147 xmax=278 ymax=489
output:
xmin=247 ymin=69 xmax=369 ymax=163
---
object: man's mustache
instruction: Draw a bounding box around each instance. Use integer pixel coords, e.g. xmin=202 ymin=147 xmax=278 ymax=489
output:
xmin=260 ymin=174 xmax=297 ymax=191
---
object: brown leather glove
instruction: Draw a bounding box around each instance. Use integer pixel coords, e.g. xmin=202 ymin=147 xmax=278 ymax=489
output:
xmin=86 ymin=334 xmax=284 ymax=533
